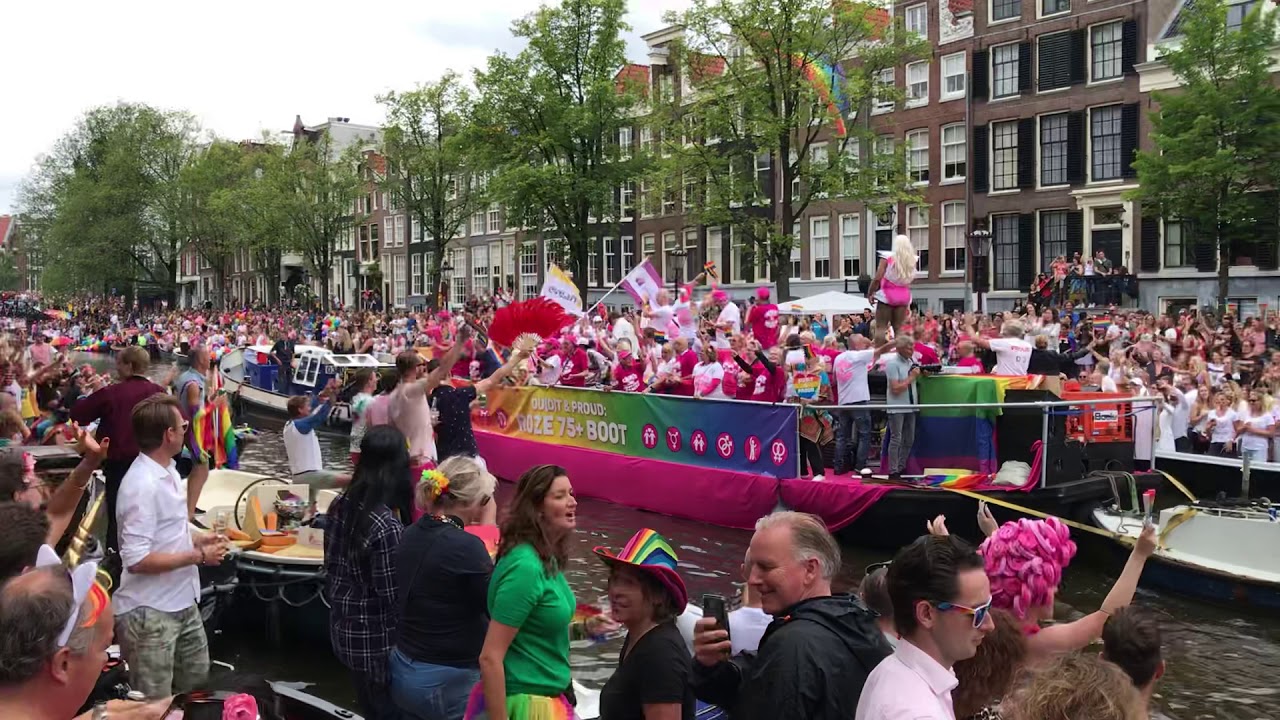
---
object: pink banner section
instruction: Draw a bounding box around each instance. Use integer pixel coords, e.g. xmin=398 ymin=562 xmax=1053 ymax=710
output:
xmin=779 ymin=478 xmax=894 ymax=531
xmin=476 ymin=432 xmax=780 ymax=530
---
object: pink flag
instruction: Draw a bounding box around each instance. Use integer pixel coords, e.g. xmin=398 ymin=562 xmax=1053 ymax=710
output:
xmin=621 ymin=259 xmax=664 ymax=306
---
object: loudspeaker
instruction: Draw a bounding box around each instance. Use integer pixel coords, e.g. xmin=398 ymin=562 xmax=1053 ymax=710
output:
xmin=997 ymin=389 xmax=1068 ymax=465
xmin=1080 ymin=441 xmax=1136 ymax=473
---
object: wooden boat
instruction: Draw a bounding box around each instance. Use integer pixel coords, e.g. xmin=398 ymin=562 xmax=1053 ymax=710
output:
xmin=1093 ymin=499 xmax=1280 ymax=609
xmin=1152 ymin=449 xmax=1280 ymax=500
xmin=219 ymin=345 xmax=393 ymax=431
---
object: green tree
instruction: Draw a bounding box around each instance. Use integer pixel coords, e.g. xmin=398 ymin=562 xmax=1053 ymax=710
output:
xmin=215 ymin=138 xmax=291 ymax=305
xmin=0 ymin=252 xmax=20 ymax=292
xmin=380 ymin=72 xmax=488 ymax=301
xmin=1129 ymin=0 xmax=1280 ymax=311
xmin=663 ymin=0 xmax=928 ymax=299
xmin=180 ymin=140 xmax=251 ymax=309
xmin=265 ymin=131 xmax=365 ymax=310
xmin=472 ymin=0 xmax=646 ymax=298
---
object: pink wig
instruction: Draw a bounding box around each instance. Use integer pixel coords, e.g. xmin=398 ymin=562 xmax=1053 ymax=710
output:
xmin=979 ymin=517 xmax=1078 ymax=619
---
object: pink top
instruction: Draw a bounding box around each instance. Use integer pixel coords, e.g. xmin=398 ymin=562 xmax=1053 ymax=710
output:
xmin=748 ymin=303 xmax=780 ymax=349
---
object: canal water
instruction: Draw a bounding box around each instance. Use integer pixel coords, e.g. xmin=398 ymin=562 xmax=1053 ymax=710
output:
xmin=98 ymin=356 xmax=1280 ymax=719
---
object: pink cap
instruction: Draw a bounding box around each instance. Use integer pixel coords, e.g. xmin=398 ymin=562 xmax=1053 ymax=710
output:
xmin=712 ymin=290 xmax=729 ymax=304
xmin=756 ymin=287 xmax=771 ymax=300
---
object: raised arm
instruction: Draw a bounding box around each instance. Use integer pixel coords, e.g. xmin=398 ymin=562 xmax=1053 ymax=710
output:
xmin=476 ymin=349 xmax=529 ymax=395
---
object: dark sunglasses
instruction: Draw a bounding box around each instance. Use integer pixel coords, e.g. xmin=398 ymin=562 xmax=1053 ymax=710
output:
xmin=935 ymin=597 xmax=994 ymax=629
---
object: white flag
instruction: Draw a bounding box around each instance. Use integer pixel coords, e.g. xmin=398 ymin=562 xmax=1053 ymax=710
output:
xmin=620 ymin=259 xmax=664 ymax=307
xmin=540 ymin=264 xmax=583 ymax=315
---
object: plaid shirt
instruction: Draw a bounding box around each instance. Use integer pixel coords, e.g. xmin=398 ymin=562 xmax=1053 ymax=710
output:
xmin=323 ymin=494 xmax=403 ymax=684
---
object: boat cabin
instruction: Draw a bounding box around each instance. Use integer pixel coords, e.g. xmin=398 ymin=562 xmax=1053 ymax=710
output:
xmin=241 ymin=344 xmax=392 ymax=396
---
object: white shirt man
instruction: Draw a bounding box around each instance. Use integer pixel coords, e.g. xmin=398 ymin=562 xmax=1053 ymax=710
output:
xmin=715 ymin=301 xmax=742 ymax=348
xmin=833 ymin=347 xmax=875 ymax=406
xmin=988 ymin=337 xmax=1033 ymax=375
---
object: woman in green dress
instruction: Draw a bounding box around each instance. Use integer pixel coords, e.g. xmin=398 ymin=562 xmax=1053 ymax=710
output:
xmin=472 ymin=464 xmax=613 ymax=720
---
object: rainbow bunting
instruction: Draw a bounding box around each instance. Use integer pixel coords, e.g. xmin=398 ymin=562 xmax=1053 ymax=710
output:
xmin=790 ymin=54 xmax=849 ymax=137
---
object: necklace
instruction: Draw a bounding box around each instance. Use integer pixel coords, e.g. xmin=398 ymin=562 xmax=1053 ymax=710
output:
xmin=432 ymin=514 xmax=463 ymax=530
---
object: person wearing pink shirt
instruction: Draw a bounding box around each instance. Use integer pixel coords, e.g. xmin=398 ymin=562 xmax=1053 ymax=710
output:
xmin=558 ymin=337 xmax=590 ymax=388
xmin=746 ymin=288 xmax=780 ymax=349
xmin=673 ymin=338 xmax=698 ymax=397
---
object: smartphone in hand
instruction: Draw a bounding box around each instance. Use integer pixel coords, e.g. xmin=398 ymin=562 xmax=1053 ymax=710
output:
xmin=703 ymin=593 xmax=731 ymax=642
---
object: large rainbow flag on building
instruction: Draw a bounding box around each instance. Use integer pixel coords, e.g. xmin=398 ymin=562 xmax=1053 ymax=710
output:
xmin=882 ymin=374 xmax=1045 ymax=475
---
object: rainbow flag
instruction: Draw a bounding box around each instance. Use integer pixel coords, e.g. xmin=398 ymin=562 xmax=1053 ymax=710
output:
xmin=192 ymin=396 xmax=239 ymax=470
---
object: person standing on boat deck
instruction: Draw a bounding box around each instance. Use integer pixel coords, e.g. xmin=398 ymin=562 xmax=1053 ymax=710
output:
xmin=269 ymin=330 xmax=295 ymax=393
xmin=348 ymin=369 xmax=379 ymax=467
xmin=867 ymin=235 xmax=917 ymax=344
xmin=114 ymin=394 xmax=227 ymax=699
xmin=884 ymin=336 xmax=920 ymax=479
xmin=325 ymin=426 xmax=408 ymax=720
xmin=69 ymin=345 xmax=165 ymax=554
xmin=284 ymin=379 xmax=347 ymax=506
xmin=390 ymin=457 xmax=498 ymax=720
xmin=389 ymin=327 xmax=470 ymax=520
xmin=175 ymin=347 xmax=212 ymax=519
xmin=692 ymin=512 xmax=890 ymax=720
xmin=832 ymin=335 xmax=883 ymax=476
xmin=432 ymin=347 xmax=529 ymax=469
xmin=474 ymin=465 xmax=617 ymax=720
xmin=968 ymin=321 xmax=1033 ymax=376
xmin=856 ymin=535 xmax=994 ymax=720
xmin=595 ymin=528 xmax=697 ymax=720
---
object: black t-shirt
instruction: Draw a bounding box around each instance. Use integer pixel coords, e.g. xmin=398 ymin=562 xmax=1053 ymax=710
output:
xmin=432 ymin=384 xmax=478 ymax=461
xmin=271 ymin=339 xmax=295 ymax=364
xmin=394 ymin=516 xmax=492 ymax=667
xmin=599 ymin=621 xmax=696 ymax=720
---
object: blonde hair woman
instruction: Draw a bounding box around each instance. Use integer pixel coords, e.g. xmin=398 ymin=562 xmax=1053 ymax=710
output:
xmin=868 ymin=234 xmax=917 ymax=343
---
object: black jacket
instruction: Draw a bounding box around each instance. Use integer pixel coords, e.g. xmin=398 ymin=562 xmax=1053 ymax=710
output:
xmin=690 ymin=594 xmax=891 ymax=720
xmin=1028 ymin=346 xmax=1090 ymax=375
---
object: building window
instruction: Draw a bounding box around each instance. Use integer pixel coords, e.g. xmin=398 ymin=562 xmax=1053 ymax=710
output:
xmin=907 ymin=129 xmax=929 ymax=183
xmin=620 ymin=183 xmax=635 ymax=219
xmin=791 ymin=222 xmax=803 ymax=279
xmin=1040 ymin=113 xmax=1068 ymax=186
xmin=874 ymin=68 xmax=895 ymax=113
xmin=992 ymin=0 xmax=1021 ymax=22
xmin=789 ymin=150 xmax=801 ymax=198
xmin=471 ymin=210 xmax=485 ymax=236
xmin=906 ymin=3 xmax=927 ymax=35
xmin=1042 ymin=0 xmax=1069 ymax=15
xmin=395 ymin=215 xmax=406 ymax=247
xmin=707 ymin=227 xmax=723 ymax=278
xmin=1164 ymin=221 xmax=1194 ymax=268
xmin=906 ymin=206 xmax=929 ymax=273
xmin=992 ymin=44 xmax=1020 ymax=99
xmin=754 ymin=152 xmax=771 ymax=202
xmin=1040 ymin=210 xmax=1069 ymax=272
xmin=906 ymin=62 xmax=929 ymax=106
xmin=684 ymin=228 xmax=698 ymax=277
xmin=588 ymin=242 xmax=600 ymax=286
xmin=451 ymin=248 xmax=468 ymax=306
xmin=393 ymin=254 xmax=407 ymax=306
xmin=519 ymin=243 xmax=537 ymax=299
xmin=411 ymin=253 xmax=423 ymax=296
xmin=810 ymin=216 xmax=831 ymax=279
xmin=939 ymin=124 xmax=966 ymax=181
xmin=383 ymin=218 xmax=393 ymax=248
xmin=486 ymin=204 xmax=501 ymax=233
xmin=643 ymin=233 xmax=656 ymax=257
xmin=622 ymin=235 xmax=635 ymax=273
xmin=941 ymin=52 xmax=966 ymax=100
xmin=662 ymin=183 xmax=677 ymax=215
xmin=503 ymin=242 xmax=515 ymax=290
xmin=1228 ymin=0 xmax=1258 ymax=30
xmin=619 ymin=126 xmax=632 ymax=160
xmin=839 ymin=214 xmax=860 ymax=277
xmin=603 ymin=236 xmax=617 ymax=285
xmin=943 ymin=202 xmax=967 ymax=273
xmin=1090 ymin=105 xmax=1122 ymax=181
xmin=731 ymin=227 xmax=748 ymax=282
xmin=370 ymin=222 xmax=380 ymax=249
xmin=992 ymin=120 xmax=1019 ymax=191
xmin=992 ymin=214 xmax=1021 ymax=291
xmin=663 ymin=231 xmax=677 ymax=256
xmin=472 ymin=245 xmax=490 ymax=296
xmin=1091 ymin=21 xmax=1123 ymax=82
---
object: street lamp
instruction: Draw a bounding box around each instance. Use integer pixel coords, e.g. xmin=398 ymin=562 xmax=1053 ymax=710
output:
xmin=438 ymin=259 xmax=453 ymax=310
xmin=668 ymin=248 xmax=689 ymax=296
xmin=967 ymin=227 xmax=992 ymax=314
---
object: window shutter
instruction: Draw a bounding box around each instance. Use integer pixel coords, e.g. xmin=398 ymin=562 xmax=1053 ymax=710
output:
xmin=1120 ymin=104 xmax=1140 ymax=178
xmin=1122 ymin=20 xmax=1139 ymax=75
xmin=1194 ymin=233 xmax=1217 ymax=273
xmin=1140 ymin=215 xmax=1161 ymax=272
xmin=1018 ymin=213 xmax=1036 ymax=290
xmin=1066 ymin=211 xmax=1084 ymax=259
xmin=1018 ymin=43 xmax=1033 ymax=95
xmin=1038 ymin=34 xmax=1073 ymax=91
xmin=1018 ymin=119 xmax=1036 ymax=189
xmin=973 ymin=50 xmax=990 ymax=100
xmin=973 ymin=125 xmax=990 ymax=193
xmin=1066 ymin=112 xmax=1086 ymax=184
xmin=1069 ymin=30 xmax=1087 ymax=85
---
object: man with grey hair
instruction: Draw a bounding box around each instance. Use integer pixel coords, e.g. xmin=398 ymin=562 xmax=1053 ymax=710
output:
xmin=967 ymin=319 xmax=1032 ymax=375
xmin=884 ymin=336 xmax=919 ymax=478
xmin=692 ymin=511 xmax=890 ymax=720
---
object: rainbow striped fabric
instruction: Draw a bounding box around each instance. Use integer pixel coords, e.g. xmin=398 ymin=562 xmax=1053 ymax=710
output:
xmin=611 ymin=528 xmax=678 ymax=571
xmin=192 ymin=396 xmax=239 ymax=469
xmin=463 ymin=683 xmax=575 ymax=720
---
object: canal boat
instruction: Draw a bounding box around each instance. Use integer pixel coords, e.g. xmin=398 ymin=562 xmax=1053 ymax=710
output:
xmin=219 ymin=344 xmax=394 ymax=430
xmin=1092 ymin=499 xmax=1280 ymax=609
xmin=1152 ymin=449 xmax=1280 ymax=500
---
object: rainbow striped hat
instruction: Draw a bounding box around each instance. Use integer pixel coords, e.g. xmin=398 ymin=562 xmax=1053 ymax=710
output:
xmin=594 ymin=529 xmax=688 ymax=608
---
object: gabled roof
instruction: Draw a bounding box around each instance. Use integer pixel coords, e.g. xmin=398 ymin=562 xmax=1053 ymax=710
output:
xmin=616 ymin=63 xmax=651 ymax=95
xmin=690 ymin=53 xmax=727 ymax=83
xmin=0 ymin=216 xmax=13 ymax=251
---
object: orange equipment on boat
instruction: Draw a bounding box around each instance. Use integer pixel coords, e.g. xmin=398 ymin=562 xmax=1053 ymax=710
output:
xmin=1062 ymin=391 xmax=1133 ymax=443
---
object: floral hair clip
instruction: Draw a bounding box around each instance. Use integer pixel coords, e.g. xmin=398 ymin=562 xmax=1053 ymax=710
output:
xmin=421 ymin=469 xmax=451 ymax=502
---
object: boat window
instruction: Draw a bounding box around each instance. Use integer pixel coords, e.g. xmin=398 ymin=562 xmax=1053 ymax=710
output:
xmin=293 ymin=356 xmax=321 ymax=387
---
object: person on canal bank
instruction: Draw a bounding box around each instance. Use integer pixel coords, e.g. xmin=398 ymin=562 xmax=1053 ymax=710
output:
xmin=691 ymin=512 xmax=890 ymax=720
xmin=115 ymin=394 xmax=228 ymax=699
xmin=68 ymin=345 xmax=166 ymax=553
xmin=324 ymin=425 xmax=409 ymax=720
xmin=284 ymin=378 xmax=349 ymax=510
xmin=473 ymin=464 xmax=616 ymax=720
xmin=390 ymin=456 xmax=498 ymax=720
xmin=595 ymin=529 xmax=697 ymax=720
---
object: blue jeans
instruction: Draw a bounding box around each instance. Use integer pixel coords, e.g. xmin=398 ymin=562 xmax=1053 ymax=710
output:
xmin=389 ymin=647 xmax=480 ymax=720
xmin=833 ymin=404 xmax=872 ymax=473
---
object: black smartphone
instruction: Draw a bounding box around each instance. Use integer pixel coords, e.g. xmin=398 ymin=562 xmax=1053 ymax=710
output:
xmin=703 ymin=593 xmax=731 ymax=640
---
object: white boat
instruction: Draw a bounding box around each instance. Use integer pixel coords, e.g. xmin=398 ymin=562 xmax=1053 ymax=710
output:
xmin=1093 ymin=500 xmax=1280 ymax=609
xmin=219 ymin=345 xmax=394 ymax=428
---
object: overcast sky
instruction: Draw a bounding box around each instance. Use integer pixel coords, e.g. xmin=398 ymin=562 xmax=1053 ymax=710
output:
xmin=0 ymin=0 xmax=689 ymax=215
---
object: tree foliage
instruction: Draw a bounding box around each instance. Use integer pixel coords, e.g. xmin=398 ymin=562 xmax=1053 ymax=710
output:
xmin=379 ymin=72 xmax=488 ymax=295
xmin=1129 ymin=0 xmax=1280 ymax=310
xmin=663 ymin=0 xmax=928 ymax=299
xmin=471 ymin=0 xmax=647 ymax=297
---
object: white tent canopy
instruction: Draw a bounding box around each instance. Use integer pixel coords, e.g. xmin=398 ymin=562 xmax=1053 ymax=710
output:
xmin=778 ymin=290 xmax=873 ymax=316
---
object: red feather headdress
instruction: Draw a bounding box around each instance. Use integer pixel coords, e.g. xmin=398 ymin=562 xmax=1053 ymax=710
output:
xmin=486 ymin=298 xmax=574 ymax=353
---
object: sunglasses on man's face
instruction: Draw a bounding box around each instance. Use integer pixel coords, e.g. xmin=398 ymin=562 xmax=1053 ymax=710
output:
xmin=935 ymin=597 xmax=994 ymax=629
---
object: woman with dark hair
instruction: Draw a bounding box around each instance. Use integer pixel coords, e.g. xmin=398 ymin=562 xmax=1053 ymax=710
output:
xmin=474 ymin=464 xmax=612 ymax=720
xmin=952 ymin=609 xmax=1026 ymax=720
xmin=324 ymin=425 xmax=409 ymax=720
xmin=595 ymin=529 xmax=695 ymax=720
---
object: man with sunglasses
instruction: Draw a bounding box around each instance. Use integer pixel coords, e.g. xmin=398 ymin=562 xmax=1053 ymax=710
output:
xmin=114 ymin=394 xmax=228 ymax=700
xmin=856 ymin=535 xmax=994 ymax=720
